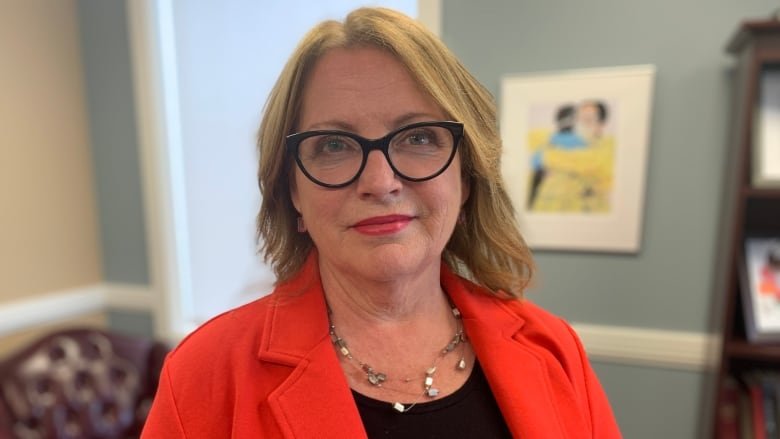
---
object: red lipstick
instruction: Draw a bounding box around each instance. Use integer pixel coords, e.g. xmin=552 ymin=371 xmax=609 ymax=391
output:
xmin=352 ymin=214 xmax=412 ymax=235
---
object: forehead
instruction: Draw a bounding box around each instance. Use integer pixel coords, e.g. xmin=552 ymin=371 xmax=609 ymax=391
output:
xmin=297 ymin=47 xmax=444 ymax=132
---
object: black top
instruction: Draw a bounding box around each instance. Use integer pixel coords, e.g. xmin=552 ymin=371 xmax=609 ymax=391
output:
xmin=352 ymin=361 xmax=513 ymax=438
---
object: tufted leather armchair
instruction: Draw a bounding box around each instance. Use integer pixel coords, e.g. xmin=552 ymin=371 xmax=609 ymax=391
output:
xmin=0 ymin=328 xmax=168 ymax=439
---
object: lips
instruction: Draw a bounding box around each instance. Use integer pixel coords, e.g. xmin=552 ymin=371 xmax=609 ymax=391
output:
xmin=351 ymin=214 xmax=413 ymax=235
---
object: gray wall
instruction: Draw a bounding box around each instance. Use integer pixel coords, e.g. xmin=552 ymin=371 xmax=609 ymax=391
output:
xmin=441 ymin=1 xmax=777 ymax=437
xmin=77 ymin=0 xmax=148 ymax=285
xmin=593 ymin=361 xmax=711 ymax=438
xmin=77 ymin=0 xmax=150 ymax=336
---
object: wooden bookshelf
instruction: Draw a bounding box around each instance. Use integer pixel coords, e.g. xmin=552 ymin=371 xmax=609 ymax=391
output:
xmin=744 ymin=188 xmax=780 ymax=199
xmin=726 ymin=339 xmax=780 ymax=362
xmin=712 ymin=19 xmax=780 ymax=438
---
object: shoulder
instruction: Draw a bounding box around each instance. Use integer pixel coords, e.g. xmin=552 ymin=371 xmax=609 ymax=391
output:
xmin=449 ymin=276 xmax=620 ymax=435
xmin=164 ymin=294 xmax=277 ymax=375
xmin=516 ymin=299 xmax=579 ymax=341
xmin=446 ymin=270 xmax=578 ymax=346
xmin=516 ymin=299 xmax=585 ymax=361
xmin=446 ymin=271 xmax=585 ymax=367
xmin=509 ymin=300 xmax=620 ymax=436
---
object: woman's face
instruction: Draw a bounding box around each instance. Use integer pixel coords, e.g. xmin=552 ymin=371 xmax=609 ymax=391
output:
xmin=290 ymin=47 xmax=469 ymax=282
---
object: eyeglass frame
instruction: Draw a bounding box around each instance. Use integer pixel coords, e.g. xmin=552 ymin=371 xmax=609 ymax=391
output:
xmin=285 ymin=120 xmax=464 ymax=189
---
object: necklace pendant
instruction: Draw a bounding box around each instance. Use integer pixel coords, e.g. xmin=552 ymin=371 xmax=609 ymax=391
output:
xmin=367 ymin=370 xmax=387 ymax=386
xmin=443 ymin=333 xmax=461 ymax=353
xmin=427 ymin=388 xmax=439 ymax=397
xmin=334 ymin=338 xmax=351 ymax=358
xmin=393 ymin=402 xmax=405 ymax=413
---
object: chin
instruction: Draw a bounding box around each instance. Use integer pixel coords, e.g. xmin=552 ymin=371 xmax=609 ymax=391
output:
xmin=357 ymin=246 xmax=436 ymax=279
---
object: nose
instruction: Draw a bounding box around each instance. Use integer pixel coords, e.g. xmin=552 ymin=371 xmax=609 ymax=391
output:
xmin=355 ymin=150 xmax=402 ymax=199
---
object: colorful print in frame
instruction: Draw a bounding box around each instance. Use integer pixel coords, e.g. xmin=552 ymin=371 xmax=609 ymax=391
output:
xmin=501 ymin=65 xmax=655 ymax=252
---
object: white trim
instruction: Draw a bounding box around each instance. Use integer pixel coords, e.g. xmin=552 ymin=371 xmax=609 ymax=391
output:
xmin=126 ymin=0 xmax=194 ymax=344
xmin=0 ymin=284 xmax=154 ymax=337
xmin=572 ymin=323 xmax=721 ymax=371
xmin=0 ymin=286 xmax=105 ymax=336
xmin=417 ymin=0 xmax=442 ymax=36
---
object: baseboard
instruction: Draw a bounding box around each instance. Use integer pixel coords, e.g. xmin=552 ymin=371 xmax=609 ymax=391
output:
xmin=0 ymin=288 xmax=720 ymax=370
xmin=572 ymin=323 xmax=720 ymax=371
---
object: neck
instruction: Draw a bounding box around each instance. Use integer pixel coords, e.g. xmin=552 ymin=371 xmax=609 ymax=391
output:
xmin=318 ymin=257 xmax=449 ymax=325
xmin=317 ymin=256 xmax=474 ymax=408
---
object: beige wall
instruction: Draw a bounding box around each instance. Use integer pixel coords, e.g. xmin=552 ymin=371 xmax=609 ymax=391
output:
xmin=0 ymin=0 xmax=102 ymax=302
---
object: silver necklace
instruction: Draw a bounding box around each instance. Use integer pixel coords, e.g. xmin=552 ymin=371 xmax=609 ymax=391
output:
xmin=327 ymin=304 xmax=467 ymax=413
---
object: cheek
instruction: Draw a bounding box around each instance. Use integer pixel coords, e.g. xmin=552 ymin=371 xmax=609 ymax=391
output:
xmin=433 ymin=173 xmax=467 ymax=219
xmin=290 ymin=172 xmax=340 ymax=222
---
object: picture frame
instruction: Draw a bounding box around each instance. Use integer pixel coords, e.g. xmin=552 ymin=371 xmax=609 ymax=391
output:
xmin=500 ymin=65 xmax=655 ymax=253
xmin=740 ymin=237 xmax=780 ymax=343
xmin=753 ymin=68 xmax=780 ymax=188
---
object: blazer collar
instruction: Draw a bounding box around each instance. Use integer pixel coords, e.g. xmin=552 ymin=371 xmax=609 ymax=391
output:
xmin=257 ymin=251 xmax=367 ymax=439
xmin=258 ymin=254 xmax=569 ymax=438
xmin=443 ymin=267 xmax=571 ymax=438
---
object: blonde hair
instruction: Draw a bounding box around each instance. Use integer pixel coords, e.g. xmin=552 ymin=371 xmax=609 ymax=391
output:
xmin=257 ymin=7 xmax=533 ymax=298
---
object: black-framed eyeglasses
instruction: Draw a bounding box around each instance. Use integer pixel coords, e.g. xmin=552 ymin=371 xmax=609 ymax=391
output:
xmin=285 ymin=121 xmax=464 ymax=188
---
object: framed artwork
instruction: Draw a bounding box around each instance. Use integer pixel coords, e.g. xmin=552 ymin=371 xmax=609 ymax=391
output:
xmin=500 ymin=65 xmax=655 ymax=252
xmin=741 ymin=237 xmax=780 ymax=343
xmin=753 ymin=68 xmax=780 ymax=188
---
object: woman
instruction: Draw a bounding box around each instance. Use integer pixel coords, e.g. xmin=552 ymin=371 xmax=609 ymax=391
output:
xmin=142 ymin=7 xmax=620 ymax=438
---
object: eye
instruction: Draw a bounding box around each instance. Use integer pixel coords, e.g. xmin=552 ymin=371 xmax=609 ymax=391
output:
xmin=393 ymin=127 xmax=447 ymax=151
xmin=405 ymin=130 xmax=434 ymax=145
xmin=306 ymin=135 xmax=361 ymax=158
xmin=318 ymin=136 xmax=351 ymax=153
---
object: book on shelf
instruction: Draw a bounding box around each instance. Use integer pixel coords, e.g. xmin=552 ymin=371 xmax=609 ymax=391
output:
xmin=717 ymin=376 xmax=740 ymax=438
xmin=739 ymin=237 xmax=780 ymax=343
xmin=722 ymin=370 xmax=780 ymax=439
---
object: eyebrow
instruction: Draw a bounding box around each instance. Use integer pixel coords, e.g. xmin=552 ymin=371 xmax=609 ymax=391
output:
xmin=301 ymin=112 xmax=445 ymax=133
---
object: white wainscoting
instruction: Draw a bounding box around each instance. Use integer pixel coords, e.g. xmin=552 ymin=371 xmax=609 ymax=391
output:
xmin=0 ymin=287 xmax=719 ymax=371
xmin=0 ymin=285 xmax=104 ymax=336
xmin=0 ymin=284 xmax=155 ymax=337
xmin=572 ymin=323 xmax=720 ymax=371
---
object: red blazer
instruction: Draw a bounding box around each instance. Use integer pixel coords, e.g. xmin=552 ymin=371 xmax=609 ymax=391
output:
xmin=142 ymin=254 xmax=621 ymax=438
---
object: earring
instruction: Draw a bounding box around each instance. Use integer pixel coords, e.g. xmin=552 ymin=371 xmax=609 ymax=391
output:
xmin=297 ymin=216 xmax=307 ymax=233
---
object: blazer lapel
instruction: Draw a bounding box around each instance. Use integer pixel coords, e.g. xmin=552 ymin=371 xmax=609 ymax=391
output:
xmin=267 ymin=340 xmax=367 ymax=439
xmin=258 ymin=254 xmax=368 ymax=439
xmin=462 ymin=314 xmax=569 ymax=438
xmin=257 ymin=257 xmax=586 ymax=438
xmin=443 ymin=268 xmax=571 ymax=439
